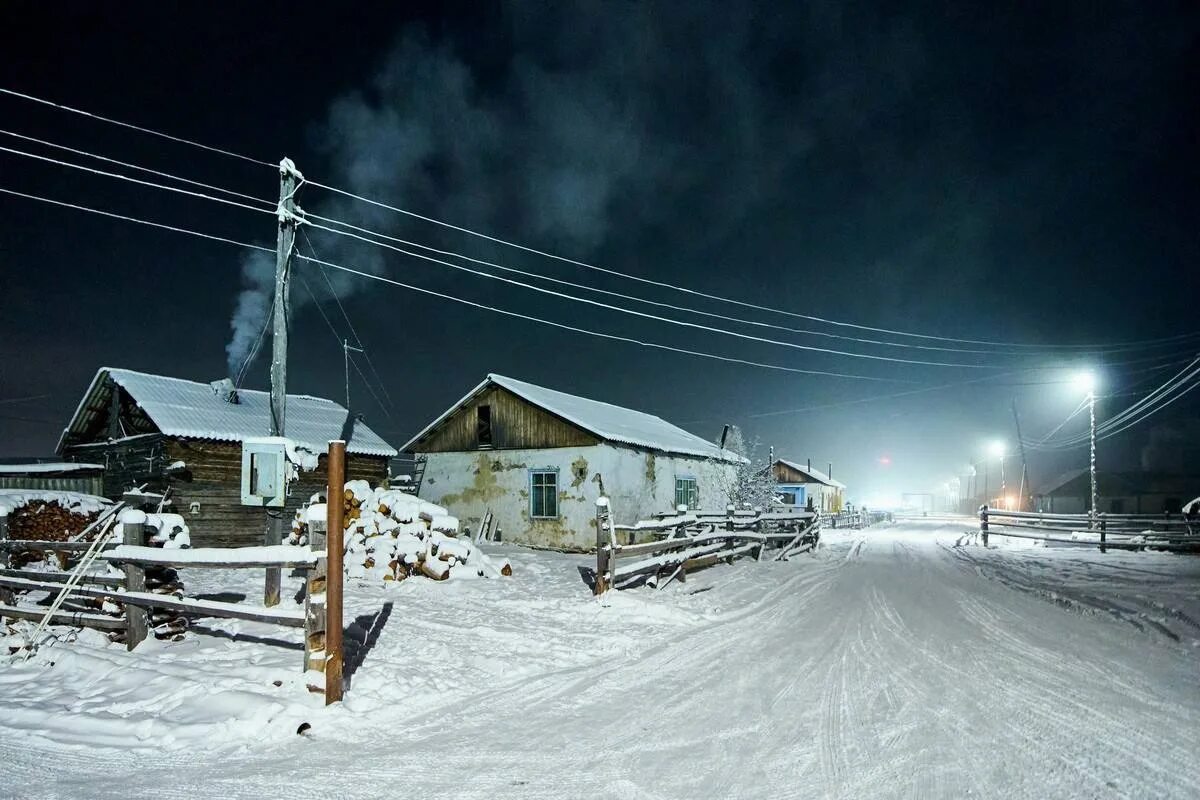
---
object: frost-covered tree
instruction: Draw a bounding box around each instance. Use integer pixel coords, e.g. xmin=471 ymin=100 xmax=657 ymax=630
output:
xmin=713 ymin=426 xmax=778 ymax=510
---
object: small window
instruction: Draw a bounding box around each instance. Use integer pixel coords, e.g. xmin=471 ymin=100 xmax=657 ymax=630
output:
xmin=675 ymin=476 xmax=699 ymax=510
xmin=530 ymin=469 xmax=559 ymax=518
xmin=476 ymin=404 xmax=492 ymax=448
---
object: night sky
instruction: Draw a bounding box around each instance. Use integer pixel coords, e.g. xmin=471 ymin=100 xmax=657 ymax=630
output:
xmin=1 ymin=2 xmax=1197 ymax=502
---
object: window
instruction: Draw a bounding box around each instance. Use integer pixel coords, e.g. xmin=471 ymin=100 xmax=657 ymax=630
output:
xmin=675 ymin=476 xmax=699 ymax=510
xmin=476 ymin=404 xmax=492 ymax=448
xmin=530 ymin=469 xmax=559 ymax=518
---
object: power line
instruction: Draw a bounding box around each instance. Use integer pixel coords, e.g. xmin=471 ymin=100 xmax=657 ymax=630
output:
xmin=0 ymin=143 xmax=275 ymax=219
xmin=0 ymin=183 xmax=911 ymax=384
xmin=0 ymin=127 xmax=274 ymax=210
xmin=5 ymin=83 xmax=1193 ymax=355
xmin=303 ymin=179 xmax=1200 ymax=351
xmin=0 ymin=87 xmax=274 ymax=168
xmin=307 ymin=209 xmax=1184 ymax=359
xmin=0 ymin=394 xmax=52 ymax=405
xmin=305 ymin=218 xmax=1000 ymax=370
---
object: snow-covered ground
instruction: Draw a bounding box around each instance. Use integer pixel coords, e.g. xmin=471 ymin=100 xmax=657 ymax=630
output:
xmin=1 ymin=520 xmax=1198 ymax=799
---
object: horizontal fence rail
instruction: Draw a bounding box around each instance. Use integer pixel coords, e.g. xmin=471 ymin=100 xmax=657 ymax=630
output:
xmin=594 ymin=500 xmax=839 ymax=594
xmin=978 ymin=505 xmax=1200 ymax=552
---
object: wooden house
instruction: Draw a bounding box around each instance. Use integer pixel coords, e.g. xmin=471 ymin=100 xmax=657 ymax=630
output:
xmin=403 ymin=374 xmax=744 ymax=550
xmin=1033 ymin=469 xmax=1199 ymax=515
xmin=771 ymin=458 xmax=846 ymax=512
xmin=56 ymin=368 xmax=397 ymax=546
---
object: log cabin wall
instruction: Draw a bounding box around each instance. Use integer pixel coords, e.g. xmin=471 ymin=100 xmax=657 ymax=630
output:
xmin=163 ymin=440 xmax=388 ymax=547
xmin=414 ymin=385 xmax=600 ymax=452
xmin=63 ymin=434 xmax=169 ymax=498
xmin=773 ymin=462 xmax=809 ymax=484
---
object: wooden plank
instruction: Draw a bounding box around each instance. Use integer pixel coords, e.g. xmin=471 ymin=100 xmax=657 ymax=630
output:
xmin=0 ymin=570 xmax=124 ymax=589
xmin=0 ymin=540 xmax=120 ymax=553
xmin=101 ymin=544 xmax=319 ymax=569
xmin=0 ymin=602 xmax=125 ymax=631
xmin=123 ymin=519 xmax=149 ymax=650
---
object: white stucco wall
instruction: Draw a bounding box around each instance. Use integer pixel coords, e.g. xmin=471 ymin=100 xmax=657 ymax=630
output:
xmin=418 ymin=444 xmax=737 ymax=550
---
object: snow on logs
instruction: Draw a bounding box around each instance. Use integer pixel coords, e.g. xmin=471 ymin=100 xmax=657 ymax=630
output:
xmin=289 ymin=482 xmax=511 ymax=584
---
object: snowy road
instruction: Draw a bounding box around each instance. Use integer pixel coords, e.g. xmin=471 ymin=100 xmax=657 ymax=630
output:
xmin=3 ymin=521 xmax=1198 ymax=799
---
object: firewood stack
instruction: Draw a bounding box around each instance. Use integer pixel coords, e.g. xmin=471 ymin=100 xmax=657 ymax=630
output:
xmin=8 ymin=499 xmax=102 ymax=542
xmin=289 ymin=482 xmax=512 ymax=583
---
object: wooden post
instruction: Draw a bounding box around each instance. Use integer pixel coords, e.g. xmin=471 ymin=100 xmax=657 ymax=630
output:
xmin=594 ymin=498 xmax=611 ymax=596
xmin=0 ymin=505 xmax=11 ymax=605
xmin=1099 ymin=513 xmax=1107 ymax=554
xmin=304 ymin=511 xmax=328 ymax=688
xmin=264 ymin=514 xmax=283 ymax=607
xmin=979 ymin=505 xmax=989 ymax=547
xmin=325 ymin=440 xmax=345 ymax=705
xmin=122 ymin=512 xmax=149 ymax=651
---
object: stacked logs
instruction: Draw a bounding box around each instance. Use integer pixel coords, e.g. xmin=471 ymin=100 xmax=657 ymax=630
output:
xmin=290 ymin=482 xmax=512 ymax=583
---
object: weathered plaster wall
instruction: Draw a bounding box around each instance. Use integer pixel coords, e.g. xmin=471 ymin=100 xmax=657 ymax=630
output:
xmin=419 ymin=445 xmax=737 ymax=550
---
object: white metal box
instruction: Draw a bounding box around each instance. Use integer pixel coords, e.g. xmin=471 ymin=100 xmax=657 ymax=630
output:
xmin=241 ymin=437 xmax=288 ymax=507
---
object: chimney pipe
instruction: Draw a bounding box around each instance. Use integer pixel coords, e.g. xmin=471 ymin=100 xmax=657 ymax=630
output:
xmin=807 ymin=458 xmax=811 ymax=472
xmin=828 ymin=463 xmax=833 ymax=480
xmin=720 ymin=424 xmax=730 ymax=449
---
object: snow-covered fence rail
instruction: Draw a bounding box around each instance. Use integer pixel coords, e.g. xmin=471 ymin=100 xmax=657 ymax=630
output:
xmin=819 ymin=509 xmax=891 ymax=529
xmin=593 ymin=500 xmax=820 ymax=594
xmin=978 ymin=506 xmax=1199 ymax=552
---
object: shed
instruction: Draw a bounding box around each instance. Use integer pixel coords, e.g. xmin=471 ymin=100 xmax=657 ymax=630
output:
xmin=0 ymin=461 xmax=105 ymax=495
xmin=1033 ymin=469 xmax=1199 ymax=515
xmin=404 ymin=374 xmax=743 ymax=550
xmin=56 ymin=368 xmax=397 ymax=546
xmin=771 ymin=458 xmax=846 ymax=512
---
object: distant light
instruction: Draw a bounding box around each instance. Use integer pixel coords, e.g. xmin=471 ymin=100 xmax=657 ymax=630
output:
xmin=1072 ymin=370 xmax=1098 ymax=395
xmin=878 ymin=456 xmax=891 ymax=466
xmin=987 ymin=440 xmax=1006 ymax=458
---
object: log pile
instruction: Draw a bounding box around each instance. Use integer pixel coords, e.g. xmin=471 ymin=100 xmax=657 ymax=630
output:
xmin=290 ymin=481 xmax=512 ymax=583
xmin=8 ymin=499 xmax=103 ymax=542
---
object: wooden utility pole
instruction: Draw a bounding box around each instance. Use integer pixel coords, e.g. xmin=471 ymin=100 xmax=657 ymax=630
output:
xmin=343 ymin=339 xmax=363 ymax=410
xmin=325 ymin=440 xmax=346 ymax=704
xmin=1011 ymin=399 xmax=1030 ymax=512
xmin=265 ymin=157 xmax=302 ymax=607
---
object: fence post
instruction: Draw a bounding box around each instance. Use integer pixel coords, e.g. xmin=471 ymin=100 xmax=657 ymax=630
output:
xmin=324 ymin=440 xmax=346 ymax=705
xmin=752 ymin=505 xmax=766 ymax=561
xmin=1099 ymin=513 xmax=1107 ymax=554
xmin=979 ymin=505 xmax=989 ymax=547
xmin=594 ymin=497 xmax=611 ymax=596
xmin=0 ymin=504 xmax=11 ymax=605
xmin=121 ymin=510 xmax=149 ymax=651
xmin=304 ymin=508 xmax=328 ymax=690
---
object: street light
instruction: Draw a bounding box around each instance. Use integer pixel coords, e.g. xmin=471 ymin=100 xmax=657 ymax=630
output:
xmin=1073 ymin=371 xmax=1099 ymax=527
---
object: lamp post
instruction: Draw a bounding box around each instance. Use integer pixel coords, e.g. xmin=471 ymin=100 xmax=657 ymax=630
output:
xmin=1074 ymin=371 xmax=1099 ymax=528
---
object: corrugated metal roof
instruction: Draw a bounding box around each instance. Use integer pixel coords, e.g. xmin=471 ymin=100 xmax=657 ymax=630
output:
xmin=404 ymin=373 xmax=745 ymax=463
xmin=59 ymin=368 xmax=397 ymax=458
xmin=776 ymin=458 xmax=846 ymax=489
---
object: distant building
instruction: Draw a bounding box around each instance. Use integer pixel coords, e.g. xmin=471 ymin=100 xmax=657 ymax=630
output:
xmin=57 ymin=368 xmax=396 ymax=546
xmin=404 ymin=374 xmax=743 ymax=550
xmin=770 ymin=458 xmax=846 ymax=512
xmin=1034 ymin=469 xmax=1199 ymax=515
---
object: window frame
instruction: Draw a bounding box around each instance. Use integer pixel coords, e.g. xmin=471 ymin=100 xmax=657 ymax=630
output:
xmin=529 ymin=468 xmax=560 ymax=519
xmin=674 ymin=475 xmax=700 ymax=510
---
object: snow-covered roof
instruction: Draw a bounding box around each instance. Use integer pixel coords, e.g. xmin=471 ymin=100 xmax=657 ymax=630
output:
xmin=404 ymin=374 xmax=745 ymax=462
xmin=0 ymin=462 xmax=103 ymax=474
xmin=775 ymin=458 xmax=846 ymax=489
xmin=58 ymin=368 xmax=397 ymax=458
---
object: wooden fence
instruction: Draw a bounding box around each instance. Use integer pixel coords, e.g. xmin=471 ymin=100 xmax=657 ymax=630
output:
xmin=0 ymin=439 xmax=351 ymax=705
xmin=820 ymin=509 xmax=893 ymax=529
xmin=593 ymin=500 xmax=822 ymax=594
xmin=978 ymin=505 xmax=1200 ymax=552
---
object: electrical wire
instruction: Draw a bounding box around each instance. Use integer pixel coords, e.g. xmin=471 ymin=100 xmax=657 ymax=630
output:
xmin=0 ymin=127 xmax=275 ymax=210
xmin=304 ymin=218 xmax=999 ymax=370
xmin=0 ymin=87 xmax=274 ymax=168
xmin=306 ymin=209 xmax=1191 ymax=359
xmin=0 ymin=183 xmax=913 ymax=383
xmin=5 ymin=83 xmax=1194 ymax=355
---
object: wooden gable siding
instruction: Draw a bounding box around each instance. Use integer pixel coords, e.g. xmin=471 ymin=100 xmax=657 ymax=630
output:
xmin=63 ymin=434 xmax=169 ymax=498
xmin=773 ymin=462 xmax=808 ymax=484
xmin=163 ymin=440 xmax=388 ymax=548
xmin=414 ymin=385 xmax=600 ymax=453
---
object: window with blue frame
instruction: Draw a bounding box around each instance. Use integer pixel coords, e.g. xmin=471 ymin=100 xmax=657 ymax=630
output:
xmin=529 ymin=469 xmax=559 ymax=518
xmin=674 ymin=476 xmax=699 ymax=510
